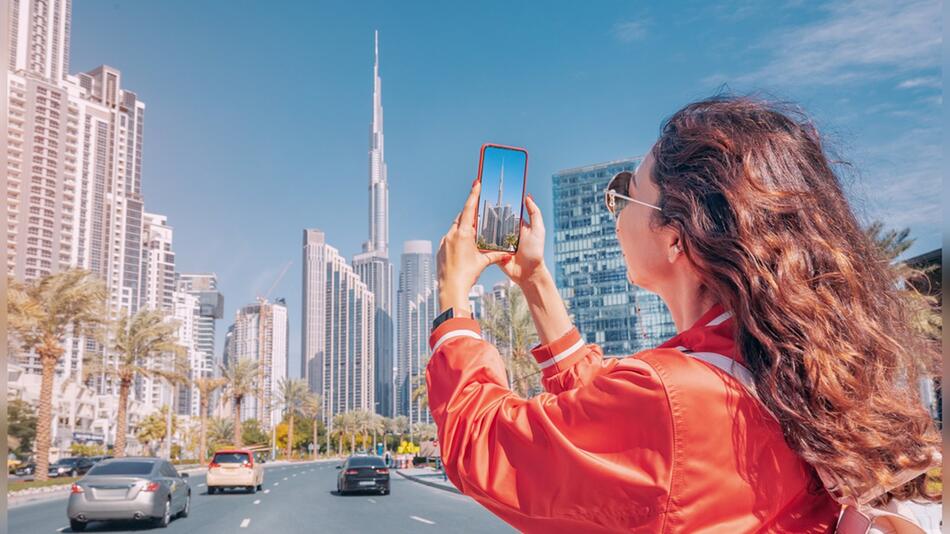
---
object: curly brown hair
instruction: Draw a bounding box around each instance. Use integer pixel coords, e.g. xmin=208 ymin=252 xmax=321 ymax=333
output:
xmin=649 ymin=95 xmax=941 ymax=505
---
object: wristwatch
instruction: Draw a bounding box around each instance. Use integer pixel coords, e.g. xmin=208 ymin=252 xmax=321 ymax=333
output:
xmin=432 ymin=307 xmax=471 ymax=330
xmin=431 ymin=307 xmax=456 ymax=331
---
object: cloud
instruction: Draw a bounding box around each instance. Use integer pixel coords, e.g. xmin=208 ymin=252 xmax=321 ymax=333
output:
xmin=612 ymin=20 xmax=650 ymax=43
xmin=736 ymin=0 xmax=941 ymax=87
xmin=897 ymin=76 xmax=942 ymax=90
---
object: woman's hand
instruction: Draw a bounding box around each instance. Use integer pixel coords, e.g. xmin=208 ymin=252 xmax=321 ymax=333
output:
xmin=436 ymin=179 xmax=511 ymax=313
xmin=498 ymin=194 xmax=551 ymax=288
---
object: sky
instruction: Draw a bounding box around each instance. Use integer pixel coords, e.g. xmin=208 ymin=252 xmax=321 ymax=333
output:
xmin=68 ymin=0 xmax=943 ymax=378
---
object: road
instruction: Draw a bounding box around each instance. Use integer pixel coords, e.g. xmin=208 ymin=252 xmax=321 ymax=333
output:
xmin=9 ymin=460 xmax=516 ymax=533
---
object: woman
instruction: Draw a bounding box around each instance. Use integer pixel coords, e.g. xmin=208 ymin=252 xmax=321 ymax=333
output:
xmin=427 ymin=96 xmax=941 ymax=533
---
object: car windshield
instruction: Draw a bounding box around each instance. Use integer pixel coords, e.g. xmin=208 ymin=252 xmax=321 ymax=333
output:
xmin=347 ymin=457 xmax=385 ymax=468
xmin=87 ymin=461 xmax=155 ymax=476
xmin=55 ymin=458 xmax=82 ymax=466
xmin=213 ymin=452 xmax=250 ymax=464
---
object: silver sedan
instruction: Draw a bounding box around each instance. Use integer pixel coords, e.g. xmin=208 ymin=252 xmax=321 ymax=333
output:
xmin=67 ymin=457 xmax=191 ymax=531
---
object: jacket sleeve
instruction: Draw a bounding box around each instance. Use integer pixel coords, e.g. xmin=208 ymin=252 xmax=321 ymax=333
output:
xmin=425 ymin=318 xmax=673 ymax=533
xmin=530 ymin=325 xmax=619 ymax=394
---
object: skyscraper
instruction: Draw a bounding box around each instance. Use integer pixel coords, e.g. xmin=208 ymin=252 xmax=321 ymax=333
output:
xmin=137 ymin=212 xmax=177 ymax=412
xmin=479 ymin=160 xmax=519 ymax=246
xmin=396 ymin=240 xmax=433 ymax=418
xmin=6 ymin=2 xmax=147 ymax=382
xmin=301 ymin=229 xmax=376 ymax=425
xmin=552 ymin=158 xmax=675 ymax=356
xmin=230 ymin=299 xmax=289 ymax=428
xmin=353 ymin=30 xmax=394 ymax=418
xmin=176 ymin=273 xmax=224 ymax=416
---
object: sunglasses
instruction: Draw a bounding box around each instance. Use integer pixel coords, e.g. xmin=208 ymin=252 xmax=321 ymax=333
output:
xmin=603 ymin=170 xmax=662 ymax=220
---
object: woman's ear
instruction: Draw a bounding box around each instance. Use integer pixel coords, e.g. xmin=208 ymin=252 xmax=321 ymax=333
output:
xmin=668 ymin=237 xmax=682 ymax=263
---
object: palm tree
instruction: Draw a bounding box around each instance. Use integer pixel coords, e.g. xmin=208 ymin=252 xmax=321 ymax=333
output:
xmin=154 ymin=352 xmax=190 ymax=459
xmin=331 ymin=413 xmax=348 ymax=455
xmin=194 ymin=376 xmax=227 ymax=463
xmin=301 ymin=393 xmax=322 ymax=459
xmin=8 ymin=270 xmax=106 ymax=481
xmin=207 ymin=417 xmax=234 ymax=450
xmin=391 ymin=415 xmax=409 ymax=446
xmin=278 ymin=378 xmax=309 ymax=458
xmin=368 ymin=413 xmax=386 ymax=454
xmin=221 ymin=358 xmax=259 ymax=447
xmin=83 ymin=309 xmax=183 ymax=458
xmin=410 ymin=375 xmax=429 ymax=413
xmin=865 ymin=221 xmax=942 ymax=377
xmin=480 ymin=285 xmax=542 ymax=397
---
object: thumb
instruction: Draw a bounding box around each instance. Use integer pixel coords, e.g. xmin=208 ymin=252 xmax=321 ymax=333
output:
xmin=483 ymin=251 xmax=512 ymax=265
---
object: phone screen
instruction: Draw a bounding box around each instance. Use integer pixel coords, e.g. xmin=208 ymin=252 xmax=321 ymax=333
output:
xmin=475 ymin=144 xmax=528 ymax=253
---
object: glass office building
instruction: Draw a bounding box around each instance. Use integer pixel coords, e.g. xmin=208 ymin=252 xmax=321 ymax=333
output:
xmin=552 ymin=157 xmax=676 ymax=357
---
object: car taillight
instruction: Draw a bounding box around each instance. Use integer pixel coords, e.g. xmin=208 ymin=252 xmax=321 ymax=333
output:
xmin=209 ymin=461 xmax=220 ymax=469
xmin=375 ymin=468 xmax=389 ymax=475
xmin=143 ymin=482 xmax=160 ymax=492
xmin=242 ymin=461 xmax=252 ymax=468
xmin=70 ymin=483 xmax=84 ymax=494
xmin=345 ymin=469 xmax=359 ymax=475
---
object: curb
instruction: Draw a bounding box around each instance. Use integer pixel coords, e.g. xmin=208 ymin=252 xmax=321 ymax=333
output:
xmin=396 ymin=470 xmax=461 ymax=495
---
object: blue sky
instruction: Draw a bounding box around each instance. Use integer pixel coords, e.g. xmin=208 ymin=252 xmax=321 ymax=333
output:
xmin=69 ymin=0 xmax=943 ymax=377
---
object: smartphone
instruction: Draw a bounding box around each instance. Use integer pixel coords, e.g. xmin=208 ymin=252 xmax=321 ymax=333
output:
xmin=474 ymin=143 xmax=528 ymax=253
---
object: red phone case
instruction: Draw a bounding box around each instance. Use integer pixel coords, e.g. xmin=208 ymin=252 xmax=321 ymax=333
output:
xmin=474 ymin=143 xmax=529 ymax=253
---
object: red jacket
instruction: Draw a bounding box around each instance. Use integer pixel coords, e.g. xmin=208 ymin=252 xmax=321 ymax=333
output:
xmin=425 ymin=303 xmax=840 ymax=533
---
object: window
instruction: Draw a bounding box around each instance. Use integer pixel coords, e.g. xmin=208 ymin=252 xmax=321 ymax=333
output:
xmin=88 ymin=461 xmax=155 ymax=476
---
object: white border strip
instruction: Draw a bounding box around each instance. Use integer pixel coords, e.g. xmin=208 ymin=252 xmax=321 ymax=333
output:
xmin=431 ymin=329 xmax=482 ymax=352
xmin=537 ymin=337 xmax=586 ymax=370
xmin=706 ymin=311 xmax=733 ymax=326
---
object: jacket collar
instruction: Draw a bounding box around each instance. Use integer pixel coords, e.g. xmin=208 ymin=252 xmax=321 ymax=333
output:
xmin=657 ymin=302 xmax=740 ymax=363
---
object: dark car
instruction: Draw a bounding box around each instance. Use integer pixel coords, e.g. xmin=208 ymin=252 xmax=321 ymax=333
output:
xmin=67 ymin=457 xmax=191 ymax=531
xmin=14 ymin=462 xmax=35 ymax=476
xmin=336 ymin=455 xmax=389 ymax=495
xmin=50 ymin=457 xmax=96 ymax=478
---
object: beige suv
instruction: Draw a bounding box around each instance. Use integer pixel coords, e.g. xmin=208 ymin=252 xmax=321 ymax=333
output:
xmin=206 ymin=450 xmax=263 ymax=494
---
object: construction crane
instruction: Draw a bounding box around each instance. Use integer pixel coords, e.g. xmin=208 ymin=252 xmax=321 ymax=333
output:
xmin=258 ymin=260 xmax=292 ymax=304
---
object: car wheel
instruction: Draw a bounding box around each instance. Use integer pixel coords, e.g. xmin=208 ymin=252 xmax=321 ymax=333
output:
xmin=248 ymin=485 xmax=256 ymax=494
xmin=256 ymin=483 xmax=263 ymax=491
xmin=179 ymin=492 xmax=191 ymax=518
xmin=154 ymin=498 xmax=171 ymax=528
xmin=70 ymin=469 xmax=77 ymax=478
xmin=69 ymin=519 xmax=87 ymax=532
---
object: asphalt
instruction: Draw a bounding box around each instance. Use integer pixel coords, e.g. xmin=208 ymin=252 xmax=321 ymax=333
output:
xmin=8 ymin=459 xmax=516 ymax=533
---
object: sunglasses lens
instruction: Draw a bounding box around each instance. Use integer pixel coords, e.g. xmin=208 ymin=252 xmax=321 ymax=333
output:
xmin=605 ymin=171 xmax=632 ymax=216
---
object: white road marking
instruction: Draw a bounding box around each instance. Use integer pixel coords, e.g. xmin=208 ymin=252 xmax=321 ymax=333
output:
xmin=253 ymin=499 xmax=261 ymax=504
xmin=198 ymin=483 xmax=206 ymax=487
xmin=283 ymin=477 xmax=288 ymax=480
xmin=273 ymin=482 xmax=279 ymax=486
xmin=292 ymin=474 xmax=296 ymax=477
xmin=240 ymin=518 xmax=251 ymax=528
xmin=411 ymin=516 xmax=436 ymax=525
xmin=263 ymin=489 xmax=271 ymax=494
xmin=367 ymin=498 xmax=376 ymax=503
xmin=57 ymin=528 xmax=67 ymax=533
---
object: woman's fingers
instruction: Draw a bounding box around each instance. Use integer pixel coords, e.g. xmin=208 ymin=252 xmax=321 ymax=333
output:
xmin=458 ymin=179 xmax=481 ymax=231
xmin=481 ymin=251 xmax=512 ymax=266
xmin=525 ymin=194 xmax=544 ymax=231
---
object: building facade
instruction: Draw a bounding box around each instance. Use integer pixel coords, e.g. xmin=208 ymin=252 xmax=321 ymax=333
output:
xmin=230 ymin=299 xmax=289 ymax=428
xmin=301 ymin=229 xmax=376 ymax=426
xmin=552 ymin=157 xmax=675 ymax=357
xmin=395 ymin=240 xmax=434 ymax=418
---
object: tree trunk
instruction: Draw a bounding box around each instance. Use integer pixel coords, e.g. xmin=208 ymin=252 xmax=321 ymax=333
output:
xmin=233 ymin=395 xmax=243 ymax=447
xmin=312 ymin=419 xmax=318 ymax=460
xmin=33 ymin=350 xmax=59 ymax=481
xmin=115 ymin=378 xmax=132 ymax=457
xmin=165 ymin=384 xmax=174 ymax=460
xmin=350 ymin=432 xmax=355 ymax=454
xmin=199 ymin=395 xmax=209 ymax=464
xmin=287 ymin=413 xmax=294 ymax=459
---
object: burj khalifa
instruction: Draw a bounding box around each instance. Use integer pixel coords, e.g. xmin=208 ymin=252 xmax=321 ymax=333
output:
xmin=354 ymin=31 xmax=395 ymax=418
